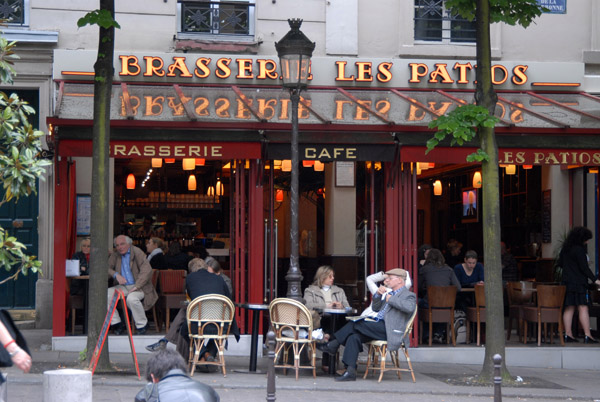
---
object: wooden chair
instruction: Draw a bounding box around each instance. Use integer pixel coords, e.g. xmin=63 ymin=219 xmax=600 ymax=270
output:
xmin=268 ymin=298 xmax=317 ymax=380
xmin=69 ymin=294 xmax=84 ymax=335
xmin=148 ymin=269 xmax=161 ymax=332
xmin=159 ymin=269 xmax=187 ymax=333
xmin=186 ymin=294 xmax=235 ymax=376
xmin=522 ymin=284 xmax=566 ymax=346
xmin=506 ymin=281 xmax=536 ymax=341
xmin=465 ymin=284 xmax=486 ymax=346
xmin=363 ymin=305 xmax=417 ymax=383
xmin=419 ymin=285 xmax=458 ymax=346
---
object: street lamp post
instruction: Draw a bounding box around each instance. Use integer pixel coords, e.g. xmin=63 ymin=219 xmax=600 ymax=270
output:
xmin=275 ymin=19 xmax=315 ymax=301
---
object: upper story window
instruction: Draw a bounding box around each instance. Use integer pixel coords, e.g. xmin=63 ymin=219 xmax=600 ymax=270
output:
xmin=414 ymin=0 xmax=476 ymax=43
xmin=177 ymin=0 xmax=255 ymax=37
xmin=1 ymin=0 xmax=27 ymax=26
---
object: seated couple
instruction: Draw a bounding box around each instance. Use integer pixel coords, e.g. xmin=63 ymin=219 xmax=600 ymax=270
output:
xmin=317 ymin=268 xmax=416 ymax=381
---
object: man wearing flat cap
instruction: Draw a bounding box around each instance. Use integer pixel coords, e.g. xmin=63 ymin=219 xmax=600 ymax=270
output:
xmin=317 ymin=268 xmax=416 ymax=381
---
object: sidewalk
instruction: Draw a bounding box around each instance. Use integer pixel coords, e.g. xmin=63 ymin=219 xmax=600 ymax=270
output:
xmin=3 ymin=329 xmax=600 ymax=401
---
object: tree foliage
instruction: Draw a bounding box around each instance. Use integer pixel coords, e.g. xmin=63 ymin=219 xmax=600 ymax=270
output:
xmin=446 ymin=0 xmax=546 ymax=26
xmin=0 ymin=35 xmax=51 ymax=284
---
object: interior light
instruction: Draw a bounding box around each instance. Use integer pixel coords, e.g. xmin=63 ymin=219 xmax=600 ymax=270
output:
xmin=151 ymin=158 xmax=162 ymax=168
xmin=187 ymin=174 xmax=197 ymax=191
xmin=473 ymin=171 xmax=482 ymax=188
xmin=126 ymin=174 xmax=135 ymax=190
xmin=433 ymin=180 xmax=442 ymax=196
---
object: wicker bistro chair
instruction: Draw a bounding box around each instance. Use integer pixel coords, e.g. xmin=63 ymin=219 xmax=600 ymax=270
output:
xmin=363 ymin=305 xmax=418 ymax=383
xmin=186 ymin=294 xmax=235 ymax=376
xmin=268 ymin=298 xmax=317 ymax=380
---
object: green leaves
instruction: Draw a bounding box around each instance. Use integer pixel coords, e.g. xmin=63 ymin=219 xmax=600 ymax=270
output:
xmin=427 ymin=104 xmax=498 ymax=161
xmin=77 ymin=9 xmax=121 ymax=29
xmin=0 ymin=33 xmax=52 ymax=282
xmin=445 ymin=0 xmax=546 ymax=28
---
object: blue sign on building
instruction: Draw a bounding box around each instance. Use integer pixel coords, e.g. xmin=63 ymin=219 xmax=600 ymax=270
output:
xmin=537 ymin=0 xmax=566 ymax=14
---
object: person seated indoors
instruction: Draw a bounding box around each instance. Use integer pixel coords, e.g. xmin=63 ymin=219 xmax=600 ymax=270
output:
xmin=135 ymin=349 xmax=220 ymax=402
xmin=418 ymin=248 xmax=461 ymax=343
xmin=444 ymin=239 xmax=464 ymax=271
xmin=70 ymin=237 xmax=91 ymax=296
xmin=417 ymin=244 xmax=432 ymax=269
xmin=418 ymin=248 xmax=461 ymax=307
xmin=453 ymin=249 xmax=485 ymax=287
xmin=108 ymin=235 xmax=158 ymax=335
xmin=146 ymin=237 xmax=167 ymax=270
xmin=164 ymin=240 xmax=192 ymax=270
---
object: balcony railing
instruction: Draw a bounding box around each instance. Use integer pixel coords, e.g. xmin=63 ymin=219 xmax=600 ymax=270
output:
xmin=0 ymin=0 xmax=25 ymax=25
xmin=179 ymin=0 xmax=254 ymax=36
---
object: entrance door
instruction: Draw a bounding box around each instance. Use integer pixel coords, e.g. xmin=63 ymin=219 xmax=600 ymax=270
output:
xmin=0 ymin=188 xmax=39 ymax=308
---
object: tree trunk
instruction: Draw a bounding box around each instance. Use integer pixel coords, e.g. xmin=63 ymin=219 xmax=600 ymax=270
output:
xmin=475 ymin=0 xmax=510 ymax=380
xmin=86 ymin=0 xmax=115 ymax=371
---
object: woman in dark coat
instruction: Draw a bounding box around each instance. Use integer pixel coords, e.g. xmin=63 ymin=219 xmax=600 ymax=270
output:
xmin=560 ymin=227 xmax=600 ymax=343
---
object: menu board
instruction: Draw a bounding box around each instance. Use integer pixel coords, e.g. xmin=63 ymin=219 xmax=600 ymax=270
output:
xmin=542 ymin=190 xmax=551 ymax=243
xmin=76 ymin=195 xmax=91 ymax=235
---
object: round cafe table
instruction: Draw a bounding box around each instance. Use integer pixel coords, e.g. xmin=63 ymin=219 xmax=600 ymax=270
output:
xmin=234 ymin=303 xmax=269 ymax=374
xmin=319 ymin=307 xmax=355 ymax=376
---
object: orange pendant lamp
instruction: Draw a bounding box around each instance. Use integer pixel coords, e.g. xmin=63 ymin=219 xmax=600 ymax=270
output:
xmin=505 ymin=164 xmax=516 ymax=175
xmin=188 ymin=174 xmax=197 ymax=191
xmin=314 ymin=161 xmax=324 ymax=171
xmin=433 ymin=180 xmax=442 ymax=196
xmin=151 ymin=158 xmax=163 ymax=168
xmin=165 ymin=158 xmax=175 ymax=164
xmin=282 ymin=160 xmax=292 ymax=172
xmin=472 ymin=171 xmax=482 ymax=188
xmin=276 ymin=189 xmax=284 ymax=202
xmin=195 ymin=158 xmax=205 ymax=166
xmin=126 ymin=174 xmax=136 ymax=189
xmin=182 ymin=158 xmax=195 ymax=170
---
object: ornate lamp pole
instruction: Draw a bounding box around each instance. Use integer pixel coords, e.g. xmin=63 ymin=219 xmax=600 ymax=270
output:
xmin=275 ymin=19 xmax=315 ymax=301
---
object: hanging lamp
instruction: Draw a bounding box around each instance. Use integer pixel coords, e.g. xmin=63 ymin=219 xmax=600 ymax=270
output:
xmin=195 ymin=158 xmax=206 ymax=166
xmin=126 ymin=174 xmax=136 ymax=190
xmin=505 ymin=164 xmax=516 ymax=175
xmin=188 ymin=174 xmax=197 ymax=191
xmin=276 ymin=189 xmax=284 ymax=202
xmin=151 ymin=158 xmax=163 ymax=168
xmin=282 ymin=160 xmax=292 ymax=172
xmin=165 ymin=158 xmax=175 ymax=164
xmin=472 ymin=171 xmax=482 ymax=188
xmin=433 ymin=180 xmax=442 ymax=196
xmin=182 ymin=158 xmax=195 ymax=170
xmin=314 ymin=161 xmax=324 ymax=171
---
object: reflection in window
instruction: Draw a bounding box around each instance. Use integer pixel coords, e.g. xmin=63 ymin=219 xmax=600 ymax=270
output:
xmin=0 ymin=0 xmax=25 ymax=25
xmin=414 ymin=0 xmax=476 ymax=43
xmin=178 ymin=0 xmax=255 ymax=36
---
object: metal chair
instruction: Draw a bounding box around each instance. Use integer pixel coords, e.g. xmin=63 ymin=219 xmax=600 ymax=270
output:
xmin=465 ymin=284 xmax=486 ymax=345
xmin=268 ymin=298 xmax=317 ymax=380
xmin=186 ymin=293 xmax=235 ymax=376
xmin=419 ymin=285 xmax=458 ymax=346
xmin=522 ymin=284 xmax=566 ymax=346
xmin=363 ymin=305 xmax=418 ymax=383
xmin=159 ymin=269 xmax=187 ymax=333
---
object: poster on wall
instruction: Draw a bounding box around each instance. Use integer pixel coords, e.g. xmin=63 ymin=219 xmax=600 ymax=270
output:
xmin=542 ymin=190 xmax=551 ymax=243
xmin=76 ymin=195 xmax=91 ymax=235
xmin=461 ymin=188 xmax=479 ymax=223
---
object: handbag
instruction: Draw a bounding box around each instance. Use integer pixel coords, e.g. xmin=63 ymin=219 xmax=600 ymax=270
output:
xmin=0 ymin=310 xmax=31 ymax=368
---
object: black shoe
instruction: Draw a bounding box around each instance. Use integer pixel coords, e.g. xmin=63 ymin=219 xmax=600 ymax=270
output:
xmin=335 ymin=370 xmax=356 ymax=382
xmin=565 ymin=335 xmax=579 ymax=343
xmin=136 ymin=324 xmax=148 ymax=335
xmin=316 ymin=341 xmax=339 ymax=355
xmin=111 ymin=323 xmax=125 ymax=335
xmin=584 ymin=336 xmax=599 ymax=344
xmin=146 ymin=339 xmax=167 ymax=352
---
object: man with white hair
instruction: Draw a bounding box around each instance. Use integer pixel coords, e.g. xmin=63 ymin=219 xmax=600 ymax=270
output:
xmin=317 ymin=268 xmax=416 ymax=381
xmin=108 ymin=235 xmax=158 ymax=335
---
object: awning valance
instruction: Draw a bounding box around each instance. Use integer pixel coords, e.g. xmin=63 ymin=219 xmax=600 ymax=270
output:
xmin=48 ymin=81 xmax=600 ymax=133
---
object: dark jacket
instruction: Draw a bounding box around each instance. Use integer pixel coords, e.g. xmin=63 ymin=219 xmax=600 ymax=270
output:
xmin=560 ymin=245 xmax=596 ymax=292
xmin=165 ymin=252 xmax=192 ymax=270
xmin=185 ymin=269 xmax=240 ymax=341
xmin=419 ymin=263 xmax=461 ymax=300
xmin=148 ymin=251 xmax=167 ymax=270
xmin=134 ymin=369 xmax=220 ymax=402
xmin=371 ymin=287 xmax=417 ymax=351
xmin=71 ymin=251 xmax=89 ymax=274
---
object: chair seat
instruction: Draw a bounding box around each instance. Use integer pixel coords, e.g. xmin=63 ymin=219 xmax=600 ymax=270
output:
xmin=521 ymin=285 xmax=566 ymax=346
xmin=364 ymin=306 xmax=417 ymax=383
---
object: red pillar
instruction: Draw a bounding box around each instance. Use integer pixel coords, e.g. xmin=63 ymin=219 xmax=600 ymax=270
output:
xmin=52 ymin=158 xmax=69 ymax=337
xmin=247 ymin=160 xmax=264 ymax=332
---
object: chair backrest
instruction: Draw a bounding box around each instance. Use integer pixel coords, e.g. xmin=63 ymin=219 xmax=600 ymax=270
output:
xmin=159 ymin=269 xmax=186 ymax=294
xmin=404 ymin=304 xmax=418 ymax=335
xmin=536 ymin=285 xmax=566 ymax=309
xmin=507 ymin=281 xmax=535 ymax=305
xmin=151 ymin=269 xmax=160 ymax=291
xmin=474 ymin=284 xmax=485 ymax=308
xmin=427 ymin=286 xmax=457 ymax=309
xmin=268 ymin=298 xmax=313 ymax=336
xmin=186 ymin=294 xmax=235 ymax=336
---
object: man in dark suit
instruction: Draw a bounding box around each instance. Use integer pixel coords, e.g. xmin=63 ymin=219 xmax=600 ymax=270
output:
xmin=146 ymin=263 xmax=239 ymax=361
xmin=317 ymin=268 xmax=416 ymax=381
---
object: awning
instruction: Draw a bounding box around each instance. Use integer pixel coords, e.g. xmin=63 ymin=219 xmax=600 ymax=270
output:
xmin=49 ymin=81 xmax=600 ymax=133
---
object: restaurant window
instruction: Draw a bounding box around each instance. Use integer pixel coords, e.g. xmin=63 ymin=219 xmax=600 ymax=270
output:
xmin=177 ymin=0 xmax=255 ymax=37
xmin=1 ymin=0 xmax=27 ymax=26
xmin=414 ymin=0 xmax=476 ymax=43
